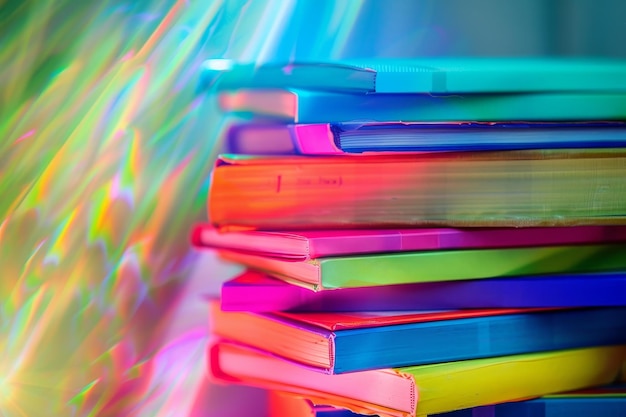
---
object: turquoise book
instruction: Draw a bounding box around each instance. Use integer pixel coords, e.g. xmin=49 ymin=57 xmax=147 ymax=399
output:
xmin=201 ymin=57 xmax=626 ymax=94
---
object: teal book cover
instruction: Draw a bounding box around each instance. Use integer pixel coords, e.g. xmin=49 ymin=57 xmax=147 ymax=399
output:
xmin=202 ymin=57 xmax=626 ymax=94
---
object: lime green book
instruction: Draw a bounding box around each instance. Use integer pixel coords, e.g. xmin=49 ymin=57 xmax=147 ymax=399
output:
xmin=209 ymin=342 xmax=626 ymax=417
xmin=218 ymin=243 xmax=626 ymax=290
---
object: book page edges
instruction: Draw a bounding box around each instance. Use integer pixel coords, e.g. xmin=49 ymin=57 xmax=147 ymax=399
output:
xmin=209 ymin=342 xmax=416 ymax=417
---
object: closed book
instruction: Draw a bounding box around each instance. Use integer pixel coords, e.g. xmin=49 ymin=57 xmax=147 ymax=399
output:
xmin=220 ymin=270 xmax=626 ymax=312
xmin=192 ymin=224 xmax=626 ymax=261
xmin=219 ymin=89 xmax=626 ymax=123
xmin=227 ymin=122 xmax=626 ymax=155
xmin=208 ymin=150 xmax=626 ymax=229
xmin=269 ymin=392 xmax=363 ymax=417
xmin=210 ymin=303 xmax=626 ymax=374
xmin=217 ymin=243 xmax=626 ymax=290
xmin=202 ymin=57 xmax=626 ymax=94
xmin=268 ymin=385 xmax=626 ymax=417
xmin=209 ymin=342 xmax=626 ymax=417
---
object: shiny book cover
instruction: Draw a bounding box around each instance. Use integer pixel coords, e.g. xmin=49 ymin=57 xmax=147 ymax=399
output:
xmin=209 ymin=302 xmax=626 ymax=374
xmin=219 ymin=270 xmax=626 ymax=311
xmin=208 ymin=342 xmax=626 ymax=417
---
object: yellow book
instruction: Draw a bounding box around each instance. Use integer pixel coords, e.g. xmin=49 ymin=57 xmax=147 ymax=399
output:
xmin=209 ymin=342 xmax=625 ymax=417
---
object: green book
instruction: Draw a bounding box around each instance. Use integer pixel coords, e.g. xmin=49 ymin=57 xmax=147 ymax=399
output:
xmin=218 ymin=243 xmax=626 ymax=290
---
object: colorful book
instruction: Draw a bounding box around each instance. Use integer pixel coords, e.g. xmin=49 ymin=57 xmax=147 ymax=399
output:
xmin=226 ymin=122 xmax=626 ymax=155
xmin=193 ymin=224 xmax=626 ymax=261
xmin=219 ymin=89 xmax=626 ymax=123
xmin=202 ymin=57 xmax=626 ymax=94
xmin=269 ymin=392 xmax=363 ymax=417
xmin=217 ymin=243 xmax=626 ymax=290
xmin=219 ymin=270 xmax=626 ymax=311
xmin=268 ymin=385 xmax=626 ymax=417
xmin=210 ymin=302 xmax=626 ymax=374
xmin=208 ymin=150 xmax=626 ymax=229
xmin=209 ymin=342 xmax=626 ymax=417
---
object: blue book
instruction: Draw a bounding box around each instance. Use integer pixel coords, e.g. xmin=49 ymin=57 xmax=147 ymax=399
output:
xmin=220 ymin=270 xmax=626 ymax=312
xmin=226 ymin=121 xmax=626 ymax=154
xmin=435 ymin=385 xmax=626 ymax=417
xmin=218 ymin=88 xmax=626 ymax=123
xmin=201 ymin=57 xmax=626 ymax=94
xmin=210 ymin=303 xmax=626 ymax=374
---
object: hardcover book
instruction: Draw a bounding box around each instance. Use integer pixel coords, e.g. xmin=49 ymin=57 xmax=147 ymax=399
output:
xmin=192 ymin=224 xmax=626 ymax=261
xmin=226 ymin=122 xmax=626 ymax=154
xmin=208 ymin=150 xmax=626 ymax=229
xmin=202 ymin=57 xmax=626 ymax=94
xmin=219 ymin=270 xmax=626 ymax=312
xmin=219 ymin=89 xmax=626 ymax=123
xmin=209 ymin=342 xmax=626 ymax=417
xmin=209 ymin=302 xmax=626 ymax=374
xmin=217 ymin=243 xmax=626 ymax=290
xmin=268 ymin=385 xmax=626 ymax=417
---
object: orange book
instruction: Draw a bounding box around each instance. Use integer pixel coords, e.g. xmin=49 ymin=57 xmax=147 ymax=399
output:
xmin=208 ymin=149 xmax=626 ymax=229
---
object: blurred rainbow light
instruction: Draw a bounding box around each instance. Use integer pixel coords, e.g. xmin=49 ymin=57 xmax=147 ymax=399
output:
xmin=0 ymin=0 xmax=381 ymax=415
xmin=0 ymin=0 xmax=300 ymax=415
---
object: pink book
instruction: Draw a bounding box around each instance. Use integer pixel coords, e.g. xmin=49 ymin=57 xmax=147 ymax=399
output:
xmin=208 ymin=341 xmax=626 ymax=417
xmin=192 ymin=224 xmax=626 ymax=260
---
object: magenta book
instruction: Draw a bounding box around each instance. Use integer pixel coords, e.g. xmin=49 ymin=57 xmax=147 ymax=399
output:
xmin=192 ymin=224 xmax=626 ymax=260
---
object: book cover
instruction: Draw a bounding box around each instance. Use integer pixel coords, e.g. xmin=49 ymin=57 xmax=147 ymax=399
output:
xmin=208 ymin=341 xmax=626 ymax=417
xmin=219 ymin=270 xmax=626 ymax=312
xmin=268 ymin=385 xmax=626 ymax=417
xmin=210 ymin=302 xmax=626 ymax=374
xmin=217 ymin=243 xmax=626 ymax=290
xmin=226 ymin=122 xmax=626 ymax=155
xmin=219 ymin=89 xmax=626 ymax=123
xmin=192 ymin=224 xmax=626 ymax=261
xmin=208 ymin=150 xmax=626 ymax=229
xmin=202 ymin=57 xmax=626 ymax=94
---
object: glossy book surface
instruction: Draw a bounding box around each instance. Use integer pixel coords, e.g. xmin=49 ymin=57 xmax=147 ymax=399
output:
xmin=193 ymin=224 xmax=626 ymax=261
xmin=210 ymin=303 xmax=626 ymax=373
xmin=218 ymin=243 xmax=626 ymax=290
xmin=209 ymin=342 xmax=626 ymax=417
xmin=220 ymin=270 xmax=626 ymax=311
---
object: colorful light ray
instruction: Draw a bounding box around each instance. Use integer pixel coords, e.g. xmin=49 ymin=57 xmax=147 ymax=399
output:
xmin=0 ymin=0 xmax=377 ymax=415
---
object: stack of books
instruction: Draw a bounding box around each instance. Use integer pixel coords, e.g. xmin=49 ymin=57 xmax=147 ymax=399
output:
xmin=196 ymin=58 xmax=626 ymax=417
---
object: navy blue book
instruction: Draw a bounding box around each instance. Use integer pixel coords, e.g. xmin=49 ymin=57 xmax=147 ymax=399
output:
xmin=225 ymin=121 xmax=626 ymax=155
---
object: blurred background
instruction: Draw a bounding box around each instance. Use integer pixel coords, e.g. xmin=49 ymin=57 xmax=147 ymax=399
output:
xmin=1 ymin=0 xmax=625 ymax=416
